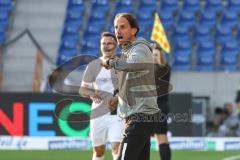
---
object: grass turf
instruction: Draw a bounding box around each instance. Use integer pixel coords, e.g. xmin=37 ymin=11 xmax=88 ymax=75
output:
xmin=0 ymin=150 xmax=240 ymax=160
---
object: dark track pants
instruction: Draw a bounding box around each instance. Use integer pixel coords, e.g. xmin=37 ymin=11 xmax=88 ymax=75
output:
xmin=117 ymin=113 xmax=156 ymax=160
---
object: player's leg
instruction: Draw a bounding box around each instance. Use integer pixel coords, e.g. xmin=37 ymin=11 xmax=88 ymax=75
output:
xmin=92 ymin=145 xmax=106 ymax=160
xmin=117 ymin=114 xmax=155 ymax=160
xmin=117 ymin=134 xmax=149 ymax=160
xmin=111 ymin=142 xmax=121 ymax=160
xmin=155 ymin=134 xmax=171 ymax=160
xmin=155 ymin=104 xmax=171 ymax=160
xmin=137 ymin=137 xmax=151 ymax=160
xmin=91 ymin=118 xmax=108 ymax=160
xmin=108 ymin=115 xmax=124 ymax=160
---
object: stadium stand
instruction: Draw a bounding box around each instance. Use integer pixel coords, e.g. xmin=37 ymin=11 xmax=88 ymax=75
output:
xmin=195 ymin=41 xmax=215 ymax=71
xmin=220 ymin=10 xmax=239 ymax=30
xmin=215 ymin=24 xmax=234 ymax=45
xmin=57 ymin=0 xmax=84 ymax=65
xmin=177 ymin=10 xmax=196 ymax=30
xmin=192 ymin=25 xmax=213 ymax=44
xmin=0 ymin=0 xmax=13 ymax=44
xmin=198 ymin=10 xmax=216 ymax=29
xmin=0 ymin=0 xmax=14 ymax=89
xmin=158 ymin=9 xmax=174 ymax=31
xmin=160 ymin=0 xmax=178 ymax=14
xmin=204 ymin=0 xmax=224 ymax=15
xmin=226 ymin=0 xmax=240 ymax=14
xmin=56 ymin=0 xmax=240 ymax=71
xmin=181 ymin=0 xmax=200 ymax=14
xmin=220 ymin=40 xmax=239 ymax=71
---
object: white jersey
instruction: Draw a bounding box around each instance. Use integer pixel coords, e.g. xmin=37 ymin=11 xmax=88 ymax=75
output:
xmin=92 ymin=67 xmax=114 ymax=110
xmin=81 ymin=59 xmax=124 ymax=146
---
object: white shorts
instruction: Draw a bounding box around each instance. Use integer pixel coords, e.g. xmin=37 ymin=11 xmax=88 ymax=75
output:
xmin=90 ymin=114 xmax=124 ymax=147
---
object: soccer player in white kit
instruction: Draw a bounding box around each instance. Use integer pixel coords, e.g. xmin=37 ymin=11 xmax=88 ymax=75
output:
xmin=80 ymin=32 xmax=124 ymax=160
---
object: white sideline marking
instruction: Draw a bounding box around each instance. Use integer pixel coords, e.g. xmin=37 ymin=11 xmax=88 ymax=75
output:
xmin=223 ymin=155 xmax=240 ymax=160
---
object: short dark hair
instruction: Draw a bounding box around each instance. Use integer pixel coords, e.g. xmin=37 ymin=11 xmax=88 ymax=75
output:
xmin=101 ymin=32 xmax=117 ymax=42
xmin=114 ymin=13 xmax=139 ymax=35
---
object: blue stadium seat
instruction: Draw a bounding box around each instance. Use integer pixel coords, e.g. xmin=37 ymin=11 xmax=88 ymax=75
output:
xmin=174 ymin=39 xmax=191 ymax=51
xmin=173 ymin=39 xmax=191 ymax=58
xmin=88 ymin=14 xmax=105 ymax=28
xmin=68 ymin=7 xmax=84 ymax=21
xmin=114 ymin=6 xmax=134 ymax=14
xmin=215 ymin=25 xmax=234 ymax=45
xmin=177 ymin=11 xmax=196 ymax=29
xmin=182 ymin=0 xmax=200 ymax=13
xmin=0 ymin=31 xmax=5 ymax=44
xmin=0 ymin=0 xmax=11 ymax=4
xmin=159 ymin=10 xmax=175 ymax=31
xmin=198 ymin=10 xmax=216 ymax=29
xmin=138 ymin=19 xmax=153 ymax=35
xmin=60 ymin=35 xmax=78 ymax=50
xmin=115 ymin=0 xmax=134 ymax=14
xmin=116 ymin=0 xmax=133 ymax=6
xmin=196 ymin=50 xmax=215 ymax=71
xmin=89 ymin=8 xmax=106 ymax=21
xmin=226 ymin=0 xmax=240 ymax=14
xmin=204 ymin=0 xmax=224 ymax=14
xmin=86 ymin=22 xmax=103 ymax=34
xmin=66 ymin=7 xmax=83 ymax=20
xmin=0 ymin=25 xmax=4 ymax=32
xmin=139 ymin=0 xmax=156 ymax=6
xmin=107 ymin=24 xmax=115 ymax=33
xmin=193 ymin=25 xmax=213 ymax=44
xmin=220 ymin=40 xmax=239 ymax=71
xmin=138 ymin=0 xmax=156 ymax=13
xmin=68 ymin=0 xmax=84 ymax=9
xmin=87 ymin=10 xmax=106 ymax=33
xmin=61 ymin=31 xmax=79 ymax=41
xmin=0 ymin=19 xmax=8 ymax=30
xmin=0 ymin=0 xmax=13 ymax=12
xmin=220 ymin=51 xmax=238 ymax=71
xmin=137 ymin=31 xmax=147 ymax=39
xmin=222 ymin=40 xmax=238 ymax=53
xmin=196 ymin=41 xmax=215 ymax=52
xmin=63 ymin=20 xmax=82 ymax=34
xmin=91 ymin=0 xmax=109 ymax=14
xmin=83 ymin=30 xmax=101 ymax=41
xmin=0 ymin=9 xmax=8 ymax=45
xmin=81 ymin=39 xmax=99 ymax=50
xmin=92 ymin=0 xmax=108 ymax=5
xmin=57 ymin=0 xmax=84 ymax=66
xmin=0 ymin=10 xmax=8 ymax=20
xmin=57 ymin=48 xmax=78 ymax=65
xmin=171 ymin=26 xmax=190 ymax=43
xmin=237 ymin=27 xmax=240 ymax=45
xmin=195 ymin=41 xmax=215 ymax=71
xmin=81 ymin=31 xmax=101 ymax=56
xmin=220 ymin=10 xmax=238 ymax=30
xmin=172 ymin=50 xmax=192 ymax=71
xmin=160 ymin=0 xmax=178 ymax=14
xmin=137 ymin=7 xmax=154 ymax=20
xmin=86 ymin=19 xmax=105 ymax=34
xmin=67 ymin=4 xmax=84 ymax=23
xmin=81 ymin=45 xmax=99 ymax=56
xmin=173 ymin=40 xmax=192 ymax=68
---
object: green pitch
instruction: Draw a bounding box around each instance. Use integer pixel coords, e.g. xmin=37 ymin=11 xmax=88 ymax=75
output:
xmin=0 ymin=150 xmax=240 ymax=160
